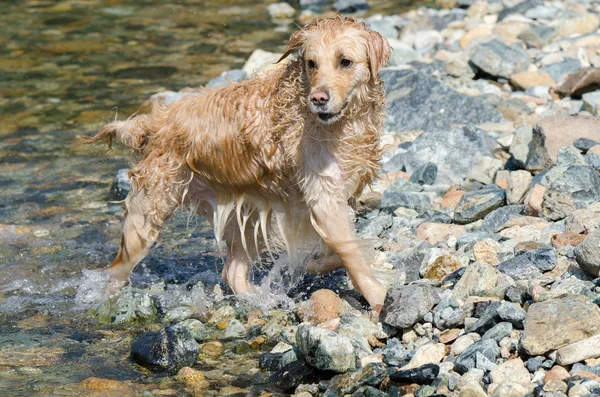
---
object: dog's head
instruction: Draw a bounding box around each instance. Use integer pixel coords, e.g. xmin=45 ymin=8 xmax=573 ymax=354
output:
xmin=278 ymin=17 xmax=391 ymax=124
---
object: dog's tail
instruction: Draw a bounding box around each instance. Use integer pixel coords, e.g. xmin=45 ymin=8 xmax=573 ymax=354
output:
xmin=87 ymin=114 xmax=152 ymax=153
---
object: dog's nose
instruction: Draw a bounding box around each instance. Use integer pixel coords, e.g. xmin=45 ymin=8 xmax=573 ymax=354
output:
xmin=310 ymin=91 xmax=329 ymax=106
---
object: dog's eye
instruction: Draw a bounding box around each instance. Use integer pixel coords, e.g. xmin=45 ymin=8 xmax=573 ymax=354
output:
xmin=307 ymin=60 xmax=317 ymax=69
xmin=340 ymin=59 xmax=353 ymax=67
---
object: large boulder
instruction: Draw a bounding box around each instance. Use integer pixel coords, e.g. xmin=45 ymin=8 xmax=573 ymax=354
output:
xmin=380 ymin=69 xmax=504 ymax=133
xmin=386 ymin=127 xmax=494 ymax=185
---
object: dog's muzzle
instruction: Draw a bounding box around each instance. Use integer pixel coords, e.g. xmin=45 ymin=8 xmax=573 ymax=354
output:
xmin=316 ymin=101 xmax=348 ymax=122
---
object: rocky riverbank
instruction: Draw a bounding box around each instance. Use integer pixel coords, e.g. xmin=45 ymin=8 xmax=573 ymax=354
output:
xmin=80 ymin=0 xmax=600 ymax=396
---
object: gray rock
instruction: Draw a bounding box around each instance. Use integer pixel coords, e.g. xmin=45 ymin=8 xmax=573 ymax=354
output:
xmin=481 ymin=205 xmax=525 ymax=233
xmin=267 ymin=2 xmax=295 ymax=20
xmin=587 ymin=152 xmax=600 ymax=171
xmin=574 ymin=138 xmax=599 ymax=153
xmin=381 ymin=69 xmax=504 ymax=133
xmin=540 ymin=58 xmax=581 ymax=82
xmin=454 ymin=189 xmax=507 ymax=225
xmin=543 ymin=165 xmax=600 ymax=209
xmin=380 ymin=182 xmax=432 ymax=214
xmin=455 ymin=339 xmax=500 ymax=374
xmin=299 ymin=0 xmax=328 ymax=10
xmin=525 ymin=356 xmax=544 ymax=372
xmin=96 ymin=286 xmax=159 ymax=324
xmin=382 ymin=337 xmax=411 ymax=366
xmin=130 ymin=324 xmax=199 ymax=374
xmin=497 ymin=257 xmax=543 ymax=281
xmin=509 ymin=126 xmax=533 ymax=169
xmin=206 ymin=69 xmax=247 ymax=89
xmin=575 ymin=231 xmax=600 ymax=277
xmin=468 ymin=301 xmax=503 ymax=335
xmin=330 ymin=363 xmax=388 ymax=395
xmin=178 ymin=319 xmax=209 ymax=342
xmin=388 ymin=127 xmax=494 ymax=185
xmin=497 ymin=248 xmax=557 ymax=280
xmin=497 ymin=302 xmax=526 ymax=328
xmin=380 ymin=284 xmax=440 ymax=329
xmin=296 ymin=324 xmax=358 ymax=372
xmin=482 ymin=322 xmax=513 ymax=342
xmin=221 ymin=319 xmax=246 ymax=341
xmin=333 ymin=0 xmax=368 ymax=13
xmin=524 ymin=5 xmax=559 ymax=20
xmin=469 ymin=40 xmax=531 ymax=79
xmin=365 ymin=17 xmax=399 ymax=40
xmin=386 ymin=243 xmax=432 ymax=285
xmin=498 ymin=0 xmax=542 ymax=21
xmin=357 ymin=211 xmax=393 ymax=239
xmin=542 ymin=191 xmax=577 ymax=221
xmin=387 ymin=40 xmax=418 ymax=65
xmin=518 ymin=26 xmax=556 ymax=49
xmin=433 ymin=298 xmax=474 ymax=330
xmin=556 ymin=146 xmax=587 ymax=167
xmin=453 ymin=261 xmax=501 ymax=301
xmin=583 ymin=90 xmax=600 ymax=116
xmin=409 ymin=162 xmax=438 ymax=185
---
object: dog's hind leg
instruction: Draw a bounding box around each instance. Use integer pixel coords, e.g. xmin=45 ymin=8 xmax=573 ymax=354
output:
xmin=220 ymin=217 xmax=263 ymax=295
xmin=104 ymin=175 xmax=185 ymax=290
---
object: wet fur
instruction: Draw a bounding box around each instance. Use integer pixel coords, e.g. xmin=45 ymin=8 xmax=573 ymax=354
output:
xmin=90 ymin=17 xmax=391 ymax=311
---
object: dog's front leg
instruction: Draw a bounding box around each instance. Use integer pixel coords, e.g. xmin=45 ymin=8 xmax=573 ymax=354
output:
xmin=310 ymin=200 xmax=387 ymax=312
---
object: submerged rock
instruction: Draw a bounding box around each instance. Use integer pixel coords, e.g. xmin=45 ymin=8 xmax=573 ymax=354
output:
xmin=130 ymin=324 xmax=199 ymax=374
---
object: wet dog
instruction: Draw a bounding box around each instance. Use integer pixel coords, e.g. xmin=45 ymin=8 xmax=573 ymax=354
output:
xmin=90 ymin=17 xmax=391 ymax=311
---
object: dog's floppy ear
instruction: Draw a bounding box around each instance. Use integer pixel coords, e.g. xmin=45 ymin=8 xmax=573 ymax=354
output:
xmin=365 ymin=30 xmax=391 ymax=81
xmin=277 ymin=29 xmax=306 ymax=63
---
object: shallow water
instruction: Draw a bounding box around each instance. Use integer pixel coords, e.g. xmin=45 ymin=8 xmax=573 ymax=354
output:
xmin=1 ymin=0 xmax=416 ymax=395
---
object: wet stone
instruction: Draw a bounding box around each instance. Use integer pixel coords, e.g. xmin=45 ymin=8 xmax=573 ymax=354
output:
xmin=332 ymin=363 xmax=388 ymax=395
xmin=269 ymin=358 xmax=326 ymax=392
xmin=389 ymin=364 xmax=440 ymax=385
xmin=333 ymin=0 xmax=369 ymax=13
xmin=178 ymin=319 xmax=209 ymax=343
xmin=454 ymin=188 xmax=507 ymax=225
xmin=130 ymin=324 xmax=199 ymax=374
xmin=220 ymin=319 xmax=246 ymax=341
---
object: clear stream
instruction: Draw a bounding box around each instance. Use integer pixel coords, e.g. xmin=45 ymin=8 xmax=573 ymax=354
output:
xmin=0 ymin=1 xmax=417 ymax=395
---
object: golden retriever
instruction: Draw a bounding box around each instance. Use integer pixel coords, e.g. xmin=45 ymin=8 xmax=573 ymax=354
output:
xmin=90 ymin=16 xmax=391 ymax=312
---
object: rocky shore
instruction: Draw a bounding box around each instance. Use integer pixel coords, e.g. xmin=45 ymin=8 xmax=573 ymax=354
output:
xmin=86 ymin=0 xmax=600 ymax=396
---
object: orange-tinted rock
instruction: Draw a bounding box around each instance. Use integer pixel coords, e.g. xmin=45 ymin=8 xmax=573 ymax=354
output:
xmin=544 ymin=366 xmax=570 ymax=382
xmin=423 ymin=255 xmax=463 ymax=282
xmin=551 ymin=232 xmax=587 ymax=247
xmin=296 ymin=289 xmax=343 ymax=324
xmin=79 ymin=377 xmax=134 ymax=396
xmin=441 ymin=190 xmax=465 ymax=209
xmin=176 ymin=367 xmax=210 ymax=390
xmin=416 ymin=222 xmax=467 ymax=244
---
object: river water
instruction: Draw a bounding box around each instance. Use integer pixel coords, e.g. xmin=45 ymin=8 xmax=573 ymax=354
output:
xmin=0 ymin=1 xmax=414 ymax=395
